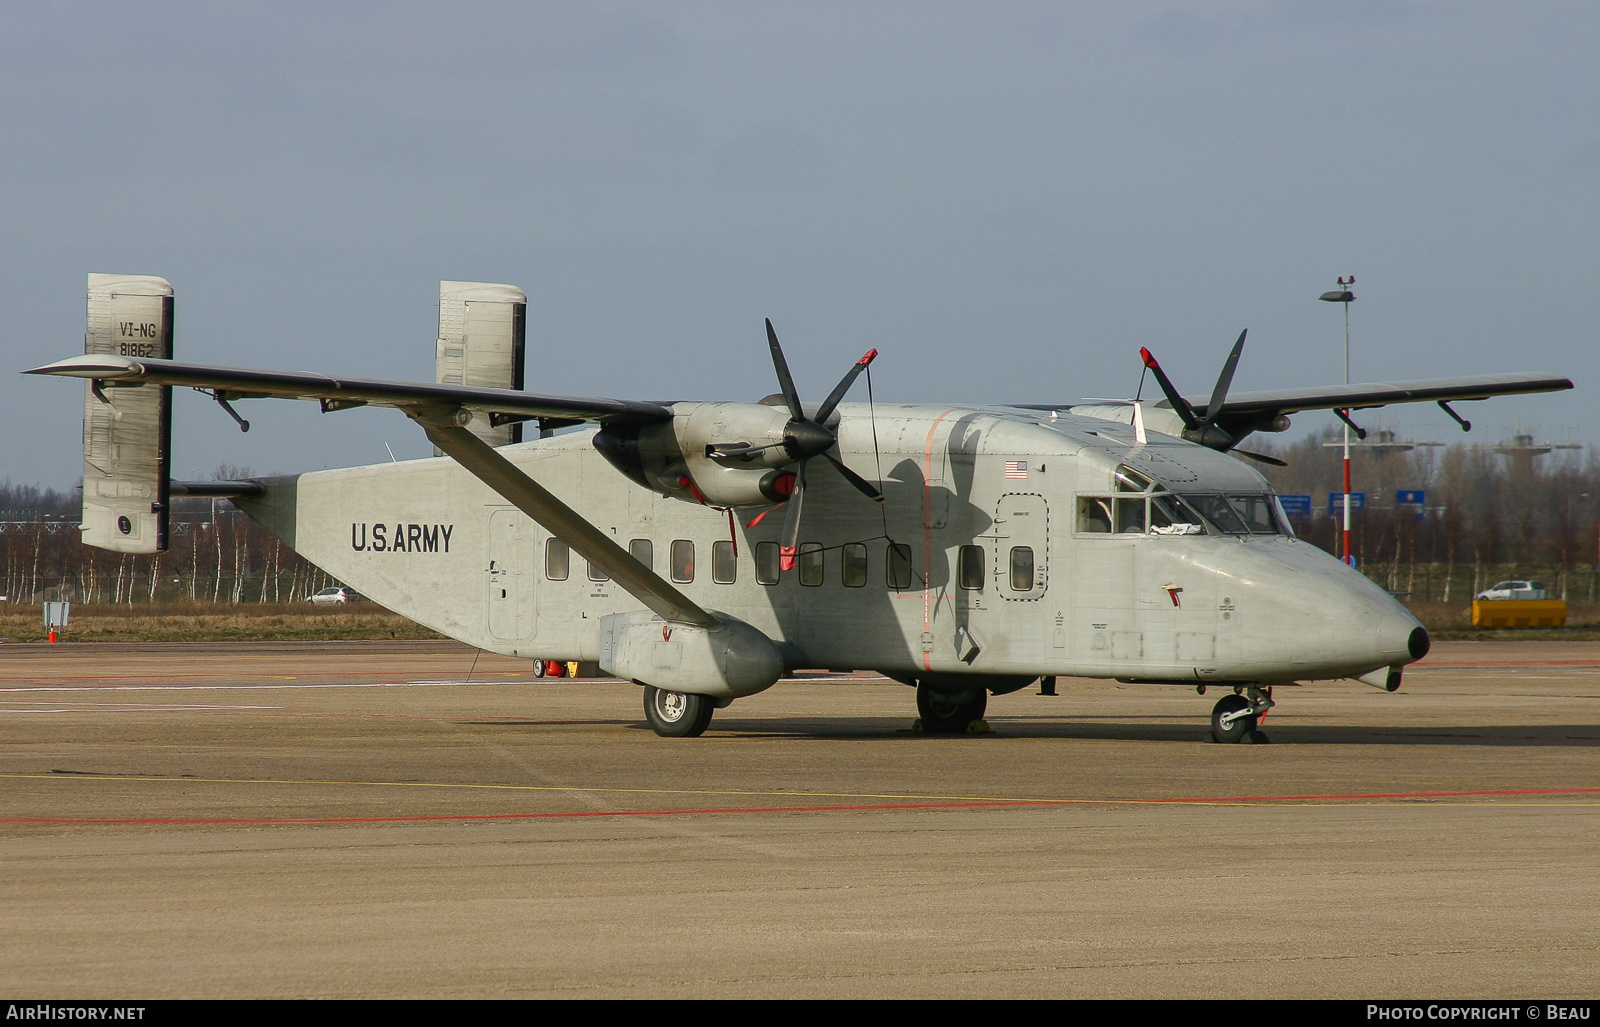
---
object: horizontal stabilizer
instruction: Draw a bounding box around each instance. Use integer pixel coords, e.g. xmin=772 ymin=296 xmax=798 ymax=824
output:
xmin=169 ymin=480 xmax=264 ymax=498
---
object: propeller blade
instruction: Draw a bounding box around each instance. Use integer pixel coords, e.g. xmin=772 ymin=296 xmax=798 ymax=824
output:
xmin=822 ymin=451 xmax=885 ymax=503
xmin=813 ymin=348 xmax=878 ymax=425
xmin=779 ymin=457 xmax=808 ymax=571
xmin=1233 ymin=448 xmax=1287 ymax=467
xmin=765 ymin=319 xmax=805 ymax=422
xmin=1202 ymin=329 xmax=1247 ymax=427
xmin=1138 ymin=347 xmax=1201 ymax=429
xmin=705 ymin=440 xmax=788 ymax=459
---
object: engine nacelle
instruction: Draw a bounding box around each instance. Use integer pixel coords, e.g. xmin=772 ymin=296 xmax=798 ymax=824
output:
xmin=594 ymin=401 xmax=801 ymax=508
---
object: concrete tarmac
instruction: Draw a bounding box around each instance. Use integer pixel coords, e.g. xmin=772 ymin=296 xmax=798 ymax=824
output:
xmin=0 ymin=640 xmax=1595 ymax=999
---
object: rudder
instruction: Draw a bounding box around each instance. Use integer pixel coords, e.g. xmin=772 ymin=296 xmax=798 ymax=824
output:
xmin=81 ymin=273 xmax=172 ymax=553
xmin=436 ymin=281 xmax=527 ymax=448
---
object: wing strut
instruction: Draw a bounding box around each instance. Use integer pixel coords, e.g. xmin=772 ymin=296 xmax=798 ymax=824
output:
xmin=408 ymin=407 xmax=718 ymax=630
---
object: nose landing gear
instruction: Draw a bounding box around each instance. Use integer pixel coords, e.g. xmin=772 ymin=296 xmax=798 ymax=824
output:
xmin=1210 ymin=685 xmax=1274 ymax=744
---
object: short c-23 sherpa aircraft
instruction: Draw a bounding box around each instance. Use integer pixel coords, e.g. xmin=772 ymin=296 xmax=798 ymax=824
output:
xmin=27 ymin=274 xmax=1573 ymax=741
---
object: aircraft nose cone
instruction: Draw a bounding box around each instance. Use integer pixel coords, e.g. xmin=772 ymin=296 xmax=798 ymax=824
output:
xmin=1378 ymin=614 xmax=1429 ymax=666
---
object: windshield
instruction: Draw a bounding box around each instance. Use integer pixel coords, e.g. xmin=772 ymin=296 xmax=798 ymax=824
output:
xmin=1178 ymin=494 xmax=1293 ymax=537
xmin=1078 ymin=467 xmax=1290 ymax=538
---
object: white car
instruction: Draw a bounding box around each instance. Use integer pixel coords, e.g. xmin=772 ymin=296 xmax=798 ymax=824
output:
xmin=306 ymin=586 xmax=364 ymax=604
xmin=1474 ymin=580 xmax=1547 ymax=601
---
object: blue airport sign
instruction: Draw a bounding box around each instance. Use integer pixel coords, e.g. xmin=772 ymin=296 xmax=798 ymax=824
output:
xmin=1396 ymin=489 xmax=1425 ymax=506
xmin=1278 ymin=494 xmax=1313 ymax=518
xmin=1327 ymin=492 xmax=1366 ymax=516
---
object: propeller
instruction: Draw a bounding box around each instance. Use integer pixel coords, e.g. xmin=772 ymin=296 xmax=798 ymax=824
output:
xmin=754 ymin=319 xmax=884 ymax=569
xmin=1231 ymin=449 xmax=1288 ymax=467
xmin=1139 ymin=329 xmax=1248 ymax=452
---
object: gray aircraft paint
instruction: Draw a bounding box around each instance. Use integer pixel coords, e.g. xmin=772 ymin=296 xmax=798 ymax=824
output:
xmin=238 ymin=400 xmax=1418 ymax=687
xmin=41 ymin=273 xmax=1569 ymax=733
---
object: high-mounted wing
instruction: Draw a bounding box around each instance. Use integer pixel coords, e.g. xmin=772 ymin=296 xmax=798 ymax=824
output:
xmin=24 ymin=354 xmax=671 ymax=427
xmin=1040 ymin=370 xmax=1573 ymax=456
xmin=1186 ymin=373 xmax=1574 ymax=421
xmin=25 ymin=351 xmax=720 ymax=627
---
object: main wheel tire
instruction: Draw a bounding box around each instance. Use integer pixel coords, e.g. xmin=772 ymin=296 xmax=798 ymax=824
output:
xmin=643 ymin=686 xmax=715 ymax=738
xmin=916 ymin=683 xmax=988 ymax=734
xmin=1210 ymin=694 xmax=1257 ymax=744
xmin=531 ymin=659 xmax=545 ymax=678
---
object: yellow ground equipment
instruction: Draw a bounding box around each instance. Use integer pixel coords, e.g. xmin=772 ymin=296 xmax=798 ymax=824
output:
xmin=1472 ymin=599 xmax=1567 ymax=628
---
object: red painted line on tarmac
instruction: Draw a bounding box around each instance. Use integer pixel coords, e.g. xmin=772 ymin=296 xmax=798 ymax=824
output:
xmin=6 ymin=787 xmax=1598 ymax=825
xmin=1160 ymin=787 xmax=1600 ymax=803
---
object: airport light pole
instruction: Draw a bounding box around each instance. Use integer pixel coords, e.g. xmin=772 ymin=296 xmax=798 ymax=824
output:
xmin=1320 ymin=277 xmax=1356 ymax=565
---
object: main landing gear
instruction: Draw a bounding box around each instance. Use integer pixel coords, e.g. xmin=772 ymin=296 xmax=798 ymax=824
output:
xmin=643 ymin=686 xmax=715 ymax=737
xmin=1209 ymin=685 xmax=1274 ymax=744
xmin=915 ymin=683 xmax=988 ymax=734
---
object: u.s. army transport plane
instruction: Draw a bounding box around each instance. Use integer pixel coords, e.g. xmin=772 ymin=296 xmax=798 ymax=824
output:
xmin=27 ymin=274 xmax=1573 ymax=741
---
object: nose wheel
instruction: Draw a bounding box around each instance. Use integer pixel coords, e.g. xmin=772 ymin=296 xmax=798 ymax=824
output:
xmin=1210 ymin=688 xmax=1272 ymax=744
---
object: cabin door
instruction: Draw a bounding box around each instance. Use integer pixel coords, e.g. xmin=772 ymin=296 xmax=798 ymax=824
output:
xmin=487 ymin=508 xmax=534 ymax=641
xmin=992 ymin=493 xmax=1049 ymax=600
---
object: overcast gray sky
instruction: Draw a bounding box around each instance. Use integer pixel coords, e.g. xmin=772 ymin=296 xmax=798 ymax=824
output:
xmin=4 ymin=1 xmax=1595 ymax=489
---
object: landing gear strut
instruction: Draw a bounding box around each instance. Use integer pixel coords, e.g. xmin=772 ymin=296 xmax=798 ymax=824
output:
xmin=643 ymin=686 xmax=715 ymax=737
xmin=916 ymin=683 xmax=987 ymax=734
xmin=1210 ymin=685 xmax=1273 ymax=744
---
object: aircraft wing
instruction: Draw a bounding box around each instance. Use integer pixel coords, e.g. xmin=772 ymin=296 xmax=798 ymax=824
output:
xmin=23 ymin=354 xmax=672 ymax=425
xmin=1182 ymin=372 xmax=1574 ymax=420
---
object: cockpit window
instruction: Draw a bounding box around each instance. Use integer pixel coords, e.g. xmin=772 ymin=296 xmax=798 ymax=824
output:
xmin=1176 ymin=494 xmax=1293 ymax=536
xmin=1149 ymin=495 xmax=1205 ymax=534
xmin=1227 ymin=495 xmax=1280 ymax=535
xmin=1180 ymin=495 xmax=1250 ymax=535
xmin=1115 ymin=497 xmax=1147 ymax=533
xmin=1078 ymin=496 xmax=1113 ymax=533
xmin=1082 ymin=469 xmax=1289 ymax=539
xmin=1115 ymin=467 xmax=1155 ymax=493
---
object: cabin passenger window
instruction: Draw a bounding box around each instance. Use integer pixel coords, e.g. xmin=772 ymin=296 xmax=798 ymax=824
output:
xmin=1010 ymin=546 xmax=1035 ymax=591
xmin=545 ymin=539 xmax=570 ymax=580
xmin=587 ymin=559 xmax=609 ymax=582
xmin=671 ymin=540 xmax=695 ymax=583
xmin=629 ymin=539 xmax=653 ymax=570
xmin=712 ymin=541 xmax=737 ymax=583
xmin=842 ymin=543 xmax=868 ymax=587
xmin=755 ymin=542 xmax=781 ymax=585
xmin=887 ymin=543 xmax=914 ymax=590
xmin=798 ymin=542 xmax=824 ymax=586
xmin=1078 ymin=497 xmax=1113 ymax=533
xmin=958 ymin=545 xmax=984 ymax=590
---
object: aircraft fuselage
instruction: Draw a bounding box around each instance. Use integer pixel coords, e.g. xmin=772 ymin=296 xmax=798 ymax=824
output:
xmin=237 ymin=401 xmax=1425 ymax=691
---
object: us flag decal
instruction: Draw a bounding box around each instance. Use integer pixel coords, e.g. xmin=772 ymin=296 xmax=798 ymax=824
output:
xmin=1004 ymin=460 xmax=1028 ymax=479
